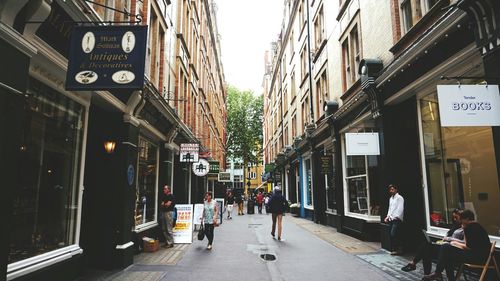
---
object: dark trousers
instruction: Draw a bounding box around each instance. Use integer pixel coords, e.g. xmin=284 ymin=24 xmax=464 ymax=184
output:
xmin=435 ymin=243 xmax=483 ymax=280
xmin=204 ymin=224 xmax=215 ymax=245
xmin=412 ymin=242 xmax=438 ymax=275
xmin=389 ymin=219 xmax=402 ymax=251
xmin=257 ymin=203 xmax=263 ymax=213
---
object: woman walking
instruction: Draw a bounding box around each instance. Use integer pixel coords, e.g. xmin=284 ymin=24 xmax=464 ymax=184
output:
xmin=201 ymin=191 xmax=218 ymax=250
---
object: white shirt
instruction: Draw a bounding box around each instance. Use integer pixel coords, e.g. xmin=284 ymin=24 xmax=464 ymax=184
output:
xmin=386 ymin=193 xmax=404 ymax=221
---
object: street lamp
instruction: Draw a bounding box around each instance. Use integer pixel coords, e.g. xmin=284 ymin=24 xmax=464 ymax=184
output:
xmin=104 ymin=140 xmax=116 ymax=154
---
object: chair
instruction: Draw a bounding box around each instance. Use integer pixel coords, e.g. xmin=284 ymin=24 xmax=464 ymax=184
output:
xmin=455 ymin=241 xmax=500 ymax=281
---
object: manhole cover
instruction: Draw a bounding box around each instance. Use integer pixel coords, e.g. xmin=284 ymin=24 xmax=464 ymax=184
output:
xmin=260 ymin=254 xmax=276 ymax=261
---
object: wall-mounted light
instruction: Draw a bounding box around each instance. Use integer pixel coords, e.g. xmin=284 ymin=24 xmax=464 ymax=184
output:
xmin=104 ymin=141 xmax=116 ymax=154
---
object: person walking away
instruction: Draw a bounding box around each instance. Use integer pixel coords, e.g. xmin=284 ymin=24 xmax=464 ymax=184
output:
xmin=269 ymin=188 xmax=288 ymax=241
xmin=160 ymin=185 xmax=175 ymax=248
xmin=264 ymin=194 xmax=270 ymax=214
xmin=235 ymin=193 xmax=244 ymax=215
xmin=384 ymin=184 xmax=404 ymax=255
xmin=401 ymin=208 xmax=464 ymax=275
xmin=201 ymin=191 xmax=218 ymax=250
xmin=422 ymin=209 xmax=491 ymax=281
xmin=225 ymin=191 xmax=235 ymax=219
xmin=256 ymin=191 xmax=264 ymax=214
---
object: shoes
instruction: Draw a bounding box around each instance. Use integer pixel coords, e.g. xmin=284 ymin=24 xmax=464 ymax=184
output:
xmin=390 ymin=251 xmax=402 ymax=255
xmin=271 ymin=232 xmax=275 ymax=238
xmin=163 ymin=243 xmax=174 ymax=248
xmin=207 ymin=244 xmax=212 ymax=250
xmin=401 ymin=263 xmax=416 ymax=272
xmin=421 ymin=273 xmax=442 ymax=281
xmin=278 ymin=237 xmax=281 ymax=241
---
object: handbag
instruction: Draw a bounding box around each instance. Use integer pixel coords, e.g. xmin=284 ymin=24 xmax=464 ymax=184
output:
xmin=197 ymin=224 xmax=205 ymax=241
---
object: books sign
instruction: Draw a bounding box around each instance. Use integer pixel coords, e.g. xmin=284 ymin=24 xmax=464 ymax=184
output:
xmin=437 ymin=85 xmax=500 ymax=126
xmin=65 ymin=26 xmax=147 ymax=90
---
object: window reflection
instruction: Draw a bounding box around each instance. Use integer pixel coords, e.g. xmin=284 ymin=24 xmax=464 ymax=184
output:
xmin=135 ymin=137 xmax=158 ymax=226
xmin=420 ymin=93 xmax=500 ymax=235
xmin=9 ymin=78 xmax=84 ymax=264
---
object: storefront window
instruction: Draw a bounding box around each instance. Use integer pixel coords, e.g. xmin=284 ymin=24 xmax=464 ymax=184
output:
xmin=9 ymin=78 xmax=84 ymax=264
xmin=342 ymin=127 xmax=380 ymax=217
xmin=135 ymin=137 xmax=158 ymax=226
xmin=325 ymin=148 xmax=337 ymax=213
xmin=420 ymin=93 xmax=500 ymax=236
xmin=303 ymin=157 xmax=313 ymax=207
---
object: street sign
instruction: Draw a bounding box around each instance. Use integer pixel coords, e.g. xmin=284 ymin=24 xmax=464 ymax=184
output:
xmin=218 ymin=172 xmax=231 ymax=182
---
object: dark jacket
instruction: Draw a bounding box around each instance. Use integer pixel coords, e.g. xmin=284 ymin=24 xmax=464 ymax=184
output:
xmin=268 ymin=190 xmax=287 ymax=214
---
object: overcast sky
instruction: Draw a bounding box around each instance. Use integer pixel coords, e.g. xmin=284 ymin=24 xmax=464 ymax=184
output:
xmin=216 ymin=0 xmax=283 ymax=95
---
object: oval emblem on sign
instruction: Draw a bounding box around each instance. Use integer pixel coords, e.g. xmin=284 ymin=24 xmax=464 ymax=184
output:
xmin=75 ymin=71 xmax=98 ymax=84
xmin=82 ymin=32 xmax=96 ymax=53
xmin=122 ymin=31 xmax=136 ymax=53
xmin=112 ymin=70 xmax=135 ymax=84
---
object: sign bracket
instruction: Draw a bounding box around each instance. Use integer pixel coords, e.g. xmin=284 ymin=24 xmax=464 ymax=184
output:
xmin=26 ymin=0 xmax=142 ymax=24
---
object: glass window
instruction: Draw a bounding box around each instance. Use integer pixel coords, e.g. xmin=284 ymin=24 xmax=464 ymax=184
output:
xmin=420 ymin=93 xmax=500 ymax=236
xmin=303 ymin=158 xmax=313 ymax=207
xmin=325 ymin=148 xmax=337 ymax=213
xmin=343 ymin=129 xmax=381 ymax=217
xmin=400 ymin=0 xmax=413 ymax=33
xmin=9 ymin=78 xmax=84 ymax=264
xmin=135 ymin=137 xmax=158 ymax=226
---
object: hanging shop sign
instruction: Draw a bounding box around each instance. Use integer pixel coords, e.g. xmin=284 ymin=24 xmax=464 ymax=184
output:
xmin=208 ymin=161 xmax=220 ymax=174
xmin=173 ymin=204 xmax=193 ymax=244
xmin=265 ymin=163 xmax=275 ymax=172
xmin=180 ymin=143 xmax=199 ymax=162
xmin=345 ymin=132 xmax=380 ymax=156
xmin=218 ymin=172 xmax=231 ymax=182
xmin=437 ymin=85 xmax=500 ymax=126
xmin=65 ymin=25 xmax=147 ymax=90
xmin=192 ymin=158 xmax=210 ymax=177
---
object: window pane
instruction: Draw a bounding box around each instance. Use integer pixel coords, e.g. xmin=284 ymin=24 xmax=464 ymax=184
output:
xmin=9 ymin=78 xmax=84 ymax=264
xmin=346 ymin=155 xmax=366 ymax=176
xmin=420 ymin=93 xmax=500 ymax=236
xmin=305 ymin=158 xmax=313 ymax=206
xmin=347 ymin=176 xmax=368 ymax=214
xmin=135 ymin=138 xmax=158 ymax=226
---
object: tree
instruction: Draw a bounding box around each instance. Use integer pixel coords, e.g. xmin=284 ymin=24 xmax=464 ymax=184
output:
xmin=225 ymin=86 xmax=263 ymax=193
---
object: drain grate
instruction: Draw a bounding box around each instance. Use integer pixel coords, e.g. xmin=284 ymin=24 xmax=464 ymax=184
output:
xmin=260 ymin=254 xmax=276 ymax=261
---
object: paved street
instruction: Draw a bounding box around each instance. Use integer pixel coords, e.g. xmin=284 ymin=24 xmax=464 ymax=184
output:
xmin=78 ymin=208 xmax=435 ymax=281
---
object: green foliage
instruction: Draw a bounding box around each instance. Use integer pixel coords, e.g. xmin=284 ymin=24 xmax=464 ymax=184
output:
xmin=226 ymin=85 xmax=263 ymax=166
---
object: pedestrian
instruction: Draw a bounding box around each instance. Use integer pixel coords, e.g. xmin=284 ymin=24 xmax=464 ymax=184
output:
xmin=400 ymin=209 xmax=464 ymax=275
xmin=235 ymin=192 xmax=244 ymax=215
xmin=269 ymin=188 xmax=288 ymax=241
xmin=384 ymin=184 xmax=404 ymax=255
xmin=422 ymin=210 xmax=491 ymax=281
xmin=264 ymin=193 xmax=270 ymax=214
xmin=200 ymin=191 xmax=218 ymax=250
xmin=160 ymin=185 xmax=175 ymax=248
xmin=225 ymin=190 xmax=235 ymax=219
xmin=256 ymin=191 xmax=264 ymax=214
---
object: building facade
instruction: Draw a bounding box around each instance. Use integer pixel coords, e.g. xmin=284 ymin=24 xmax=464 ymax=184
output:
xmin=0 ymin=0 xmax=226 ymax=280
xmin=263 ymin=0 xmax=500 ymax=250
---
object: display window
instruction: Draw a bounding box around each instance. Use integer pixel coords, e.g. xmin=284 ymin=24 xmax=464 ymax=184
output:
xmin=341 ymin=120 xmax=381 ymax=220
xmin=302 ymin=156 xmax=314 ymax=209
xmin=419 ymin=92 xmax=500 ymax=237
xmin=134 ymin=137 xmax=159 ymax=228
xmin=9 ymin=78 xmax=85 ymax=264
xmin=324 ymin=147 xmax=337 ymax=214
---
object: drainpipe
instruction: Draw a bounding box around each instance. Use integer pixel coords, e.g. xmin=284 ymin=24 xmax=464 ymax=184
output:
xmin=306 ymin=0 xmax=315 ymax=123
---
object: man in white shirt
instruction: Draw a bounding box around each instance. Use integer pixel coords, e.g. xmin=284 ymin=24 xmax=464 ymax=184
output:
xmin=384 ymin=184 xmax=404 ymax=255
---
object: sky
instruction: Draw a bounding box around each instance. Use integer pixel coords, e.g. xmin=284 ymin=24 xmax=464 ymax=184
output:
xmin=215 ymin=0 xmax=284 ymax=95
